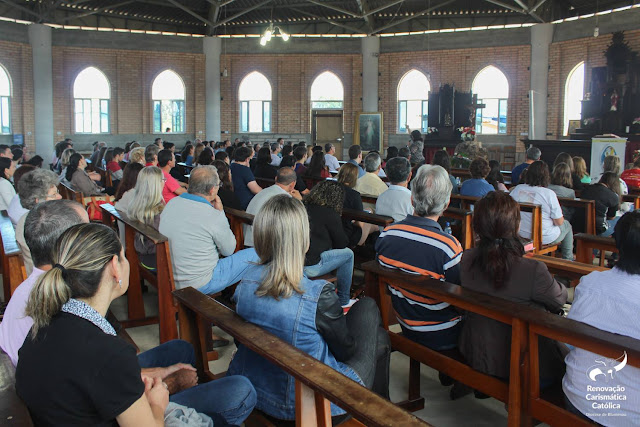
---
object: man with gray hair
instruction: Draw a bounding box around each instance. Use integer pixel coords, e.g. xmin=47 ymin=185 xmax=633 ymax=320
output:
xmin=0 ymin=199 xmax=89 ymax=365
xmin=144 ymin=144 xmax=160 ymax=166
xmin=354 ymin=152 xmax=388 ymax=211
xmin=511 ymin=146 xmax=541 ymax=185
xmin=159 ymin=165 xmax=259 ymax=295
xmin=243 ymin=168 xmax=301 ymax=247
xmin=375 ymin=164 xmax=463 ymax=351
xmin=270 ymin=142 xmax=282 ymax=166
xmin=375 ymin=157 xmax=413 ymax=222
xmin=15 ymin=169 xmax=62 ymax=275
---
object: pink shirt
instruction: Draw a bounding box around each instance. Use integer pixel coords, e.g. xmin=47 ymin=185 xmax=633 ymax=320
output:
xmin=162 ymin=170 xmax=181 ymax=203
xmin=0 ymin=268 xmax=45 ymax=365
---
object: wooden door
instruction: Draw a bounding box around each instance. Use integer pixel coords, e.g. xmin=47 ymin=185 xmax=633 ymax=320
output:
xmin=312 ymin=110 xmax=343 ymax=160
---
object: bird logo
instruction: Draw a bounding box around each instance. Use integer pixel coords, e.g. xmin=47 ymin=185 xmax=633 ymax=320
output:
xmin=587 ymin=352 xmax=627 ymax=382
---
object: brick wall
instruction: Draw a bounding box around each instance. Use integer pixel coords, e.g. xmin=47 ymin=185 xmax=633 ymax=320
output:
xmin=0 ymin=40 xmax=34 ymax=151
xmin=220 ymin=53 xmax=362 ymax=137
xmin=51 ymin=46 xmax=206 ymax=144
xmin=547 ymin=29 xmax=640 ymax=139
xmin=379 ymin=45 xmax=531 ymax=150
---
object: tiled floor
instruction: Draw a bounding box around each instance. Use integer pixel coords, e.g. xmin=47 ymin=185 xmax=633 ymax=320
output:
xmin=109 ymin=289 xmax=514 ymax=426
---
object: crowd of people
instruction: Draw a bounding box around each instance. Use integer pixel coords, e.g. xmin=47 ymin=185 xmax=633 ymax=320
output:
xmin=0 ymin=133 xmax=638 ymax=425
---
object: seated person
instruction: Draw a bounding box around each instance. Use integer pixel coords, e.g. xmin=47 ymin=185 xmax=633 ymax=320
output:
xmin=511 ymin=146 xmax=540 ymax=185
xmin=324 ymin=143 xmax=341 ymax=171
xmin=580 ymin=172 xmax=621 ymax=236
xmin=212 ymin=159 xmax=242 ymax=210
xmin=7 ymin=163 xmax=36 ymax=225
xmin=460 ymin=158 xmax=494 ymax=197
xmin=144 ymin=144 xmax=160 ymax=167
xmin=0 ymin=157 xmax=16 ymax=211
xmin=159 ymin=165 xmax=259 ymax=294
xmin=57 ymin=147 xmax=75 ymax=186
xmin=114 ymin=162 xmax=144 ymax=214
xmin=509 ymin=161 xmax=573 ymax=260
xmin=66 ymin=153 xmax=104 ymax=196
xmin=129 ymin=147 xmax=145 ymax=165
xmin=486 ymin=160 xmax=508 ymax=192
xmin=14 ymin=169 xmax=62 ymax=275
xmin=279 ymin=155 xmax=309 ymax=196
xmin=227 ymin=195 xmax=390 ymax=421
xmin=253 ymin=147 xmax=278 ymax=180
xmin=293 ymin=146 xmax=308 ymax=176
xmin=336 ymin=163 xmax=377 ymax=246
xmin=548 ymin=162 xmax=576 ymax=222
xmin=375 ymin=165 xmax=463 ymax=350
xmin=563 ymin=211 xmax=640 ymax=423
xmin=181 ymin=144 xmax=195 ymax=166
xmin=270 ymin=142 xmax=282 ymax=166
xmin=375 ymin=157 xmax=413 ymax=223
xmin=303 ymin=181 xmax=355 ymax=307
xmin=355 ymin=152 xmax=388 ymax=211
xmin=304 ymin=151 xmax=332 ymax=179
xmin=158 ymin=149 xmax=187 ymax=203
xmin=230 ymin=146 xmax=262 ymax=210
xmin=105 ymin=147 xmax=125 ymax=185
xmin=244 ymin=167 xmax=300 ymax=247
xmin=0 ymin=199 xmax=88 ymax=365
xmin=432 ymin=150 xmax=459 ymax=195
xmin=15 ymin=223 xmax=256 ymax=426
xmin=347 ymin=144 xmax=366 ymax=178
xmin=460 ymin=192 xmax=567 ymax=387
xmin=128 ymin=167 xmax=165 ymax=270
xmin=573 ymin=156 xmax=591 ymax=184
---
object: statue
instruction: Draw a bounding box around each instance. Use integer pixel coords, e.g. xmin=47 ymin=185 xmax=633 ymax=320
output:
xmin=610 ymin=90 xmax=619 ymax=112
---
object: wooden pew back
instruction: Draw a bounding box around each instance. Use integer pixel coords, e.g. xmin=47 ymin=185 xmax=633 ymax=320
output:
xmin=574 ymin=233 xmax=617 ymax=266
xmin=558 ymin=197 xmax=596 ymax=235
xmin=173 ymin=287 xmax=428 ymax=427
xmin=100 ymin=203 xmax=178 ymax=343
xmin=0 ymin=210 xmax=27 ymax=301
xmin=59 ymin=181 xmax=84 ymax=205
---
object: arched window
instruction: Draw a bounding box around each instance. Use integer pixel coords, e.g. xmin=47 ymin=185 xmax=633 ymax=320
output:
xmin=0 ymin=65 xmax=10 ymax=134
xmin=310 ymin=71 xmax=344 ymax=109
xmin=73 ymin=67 xmax=110 ymax=134
xmin=397 ymin=70 xmax=430 ymax=133
xmin=472 ymin=66 xmax=509 ymax=134
xmin=563 ymin=62 xmax=585 ymax=136
xmin=152 ymin=70 xmax=185 ymax=133
xmin=239 ymin=71 xmax=271 ymax=133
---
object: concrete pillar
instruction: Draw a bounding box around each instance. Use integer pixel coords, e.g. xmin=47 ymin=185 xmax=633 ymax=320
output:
xmin=28 ymin=24 xmax=54 ymax=157
xmin=529 ymin=23 xmax=554 ymax=140
xmin=204 ymin=36 xmax=222 ymax=142
xmin=361 ymin=36 xmax=380 ymax=112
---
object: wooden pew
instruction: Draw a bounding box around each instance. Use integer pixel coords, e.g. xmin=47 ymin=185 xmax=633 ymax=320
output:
xmin=0 ymin=211 xmax=27 ymax=302
xmin=361 ymin=260 xmax=530 ymax=424
xmin=574 ymin=233 xmax=617 ymax=266
xmin=173 ymin=287 xmax=428 ymax=427
xmin=558 ymin=197 xmax=596 ymax=235
xmin=100 ymin=204 xmax=178 ymax=343
xmin=94 ymin=165 xmax=113 ymax=188
xmin=622 ymin=193 xmax=640 ymax=210
xmin=527 ymin=254 xmax=607 ymax=283
xmin=224 ymin=207 xmax=255 ymax=253
xmin=58 ymin=181 xmax=84 ymax=204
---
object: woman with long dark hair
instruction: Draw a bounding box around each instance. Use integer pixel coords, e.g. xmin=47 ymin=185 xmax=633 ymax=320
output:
xmin=66 ymin=153 xmax=104 ymax=196
xmin=304 ymin=151 xmax=331 ymax=179
xmin=252 ymin=147 xmax=278 ymax=179
xmin=459 ymin=191 xmax=567 ymax=387
xmin=580 ymin=171 xmax=622 ymax=236
xmin=212 ymin=159 xmax=242 ymax=210
xmin=0 ymin=157 xmax=16 ymax=210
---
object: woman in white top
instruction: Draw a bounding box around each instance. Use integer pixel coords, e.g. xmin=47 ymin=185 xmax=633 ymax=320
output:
xmin=0 ymin=157 xmax=17 ymax=211
xmin=509 ymin=161 xmax=574 ymax=260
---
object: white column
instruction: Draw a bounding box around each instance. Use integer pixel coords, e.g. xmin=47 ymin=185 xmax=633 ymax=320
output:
xmin=361 ymin=36 xmax=380 ymax=112
xmin=204 ymin=36 xmax=222 ymax=141
xmin=529 ymin=23 xmax=554 ymax=140
xmin=28 ymin=24 xmax=54 ymax=157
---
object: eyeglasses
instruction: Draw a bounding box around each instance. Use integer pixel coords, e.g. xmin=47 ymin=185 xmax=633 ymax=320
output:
xmin=45 ymin=189 xmax=60 ymax=200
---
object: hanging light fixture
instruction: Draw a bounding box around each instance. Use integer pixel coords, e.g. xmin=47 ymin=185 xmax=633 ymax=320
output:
xmin=260 ymin=23 xmax=290 ymax=46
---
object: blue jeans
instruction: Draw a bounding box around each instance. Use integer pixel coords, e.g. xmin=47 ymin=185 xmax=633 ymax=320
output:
xmin=198 ymin=248 xmax=260 ymax=295
xmin=304 ymin=248 xmax=354 ymax=305
xmin=600 ymin=216 xmax=620 ymax=237
xmin=137 ymin=340 xmax=257 ymax=425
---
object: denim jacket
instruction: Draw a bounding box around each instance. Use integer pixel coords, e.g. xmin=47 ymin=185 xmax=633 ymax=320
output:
xmin=227 ymin=263 xmax=362 ymax=420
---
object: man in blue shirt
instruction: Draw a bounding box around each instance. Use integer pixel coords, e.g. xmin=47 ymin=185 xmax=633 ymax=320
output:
xmin=347 ymin=145 xmax=365 ymax=178
xmin=460 ymin=158 xmax=495 ymax=197
xmin=511 ymin=146 xmax=541 ymax=185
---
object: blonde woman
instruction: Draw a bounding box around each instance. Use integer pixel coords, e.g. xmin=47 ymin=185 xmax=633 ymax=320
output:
xmin=128 ymin=146 xmax=145 ymax=165
xmin=15 ymin=223 xmax=255 ymax=426
xmin=58 ymin=147 xmax=75 ymax=184
xmin=228 ymin=195 xmax=390 ymax=422
xmin=128 ymin=166 xmax=165 ymax=269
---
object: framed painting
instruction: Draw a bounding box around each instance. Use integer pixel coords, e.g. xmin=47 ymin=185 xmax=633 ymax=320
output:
xmin=354 ymin=112 xmax=383 ymax=153
xmin=567 ymin=120 xmax=581 ymax=136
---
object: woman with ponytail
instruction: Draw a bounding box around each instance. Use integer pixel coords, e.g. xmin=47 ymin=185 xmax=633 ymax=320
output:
xmin=458 ymin=191 xmax=567 ymax=387
xmin=15 ymin=222 xmax=256 ymax=426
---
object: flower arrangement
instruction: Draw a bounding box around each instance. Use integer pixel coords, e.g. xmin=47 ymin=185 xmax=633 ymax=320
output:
xmin=631 ymin=118 xmax=640 ymax=134
xmin=583 ymin=117 xmax=596 ymax=127
xmin=458 ymin=126 xmax=475 ymax=141
xmin=633 ymin=118 xmax=640 ymax=125
xmin=425 ymin=127 xmax=439 ymax=135
xmin=451 ymin=140 xmax=488 ymax=169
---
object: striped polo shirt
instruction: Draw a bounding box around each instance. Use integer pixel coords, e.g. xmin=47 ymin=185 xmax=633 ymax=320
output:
xmin=375 ymin=215 xmax=463 ymax=350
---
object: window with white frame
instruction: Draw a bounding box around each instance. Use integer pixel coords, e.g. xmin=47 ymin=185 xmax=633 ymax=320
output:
xmin=73 ymin=67 xmax=110 ymax=134
xmin=397 ymin=70 xmax=430 ymax=133
xmin=563 ymin=62 xmax=585 ymax=136
xmin=472 ymin=66 xmax=509 ymax=134
xmin=0 ymin=65 xmax=10 ymax=135
xmin=152 ymin=70 xmax=185 ymax=133
xmin=239 ymin=71 xmax=272 ymax=133
xmin=310 ymin=71 xmax=344 ymax=109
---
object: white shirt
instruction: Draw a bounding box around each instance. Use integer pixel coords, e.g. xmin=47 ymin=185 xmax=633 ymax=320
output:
xmin=509 ymin=184 xmax=562 ymax=244
xmin=270 ymin=153 xmax=282 ymax=167
xmin=563 ymin=267 xmax=640 ymax=425
xmin=7 ymin=194 xmax=28 ymax=226
xmin=375 ymin=185 xmax=413 ymax=223
xmin=324 ymin=153 xmax=340 ymax=171
xmin=0 ymin=178 xmax=16 ymax=211
xmin=244 ymin=184 xmax=290 ymax=247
